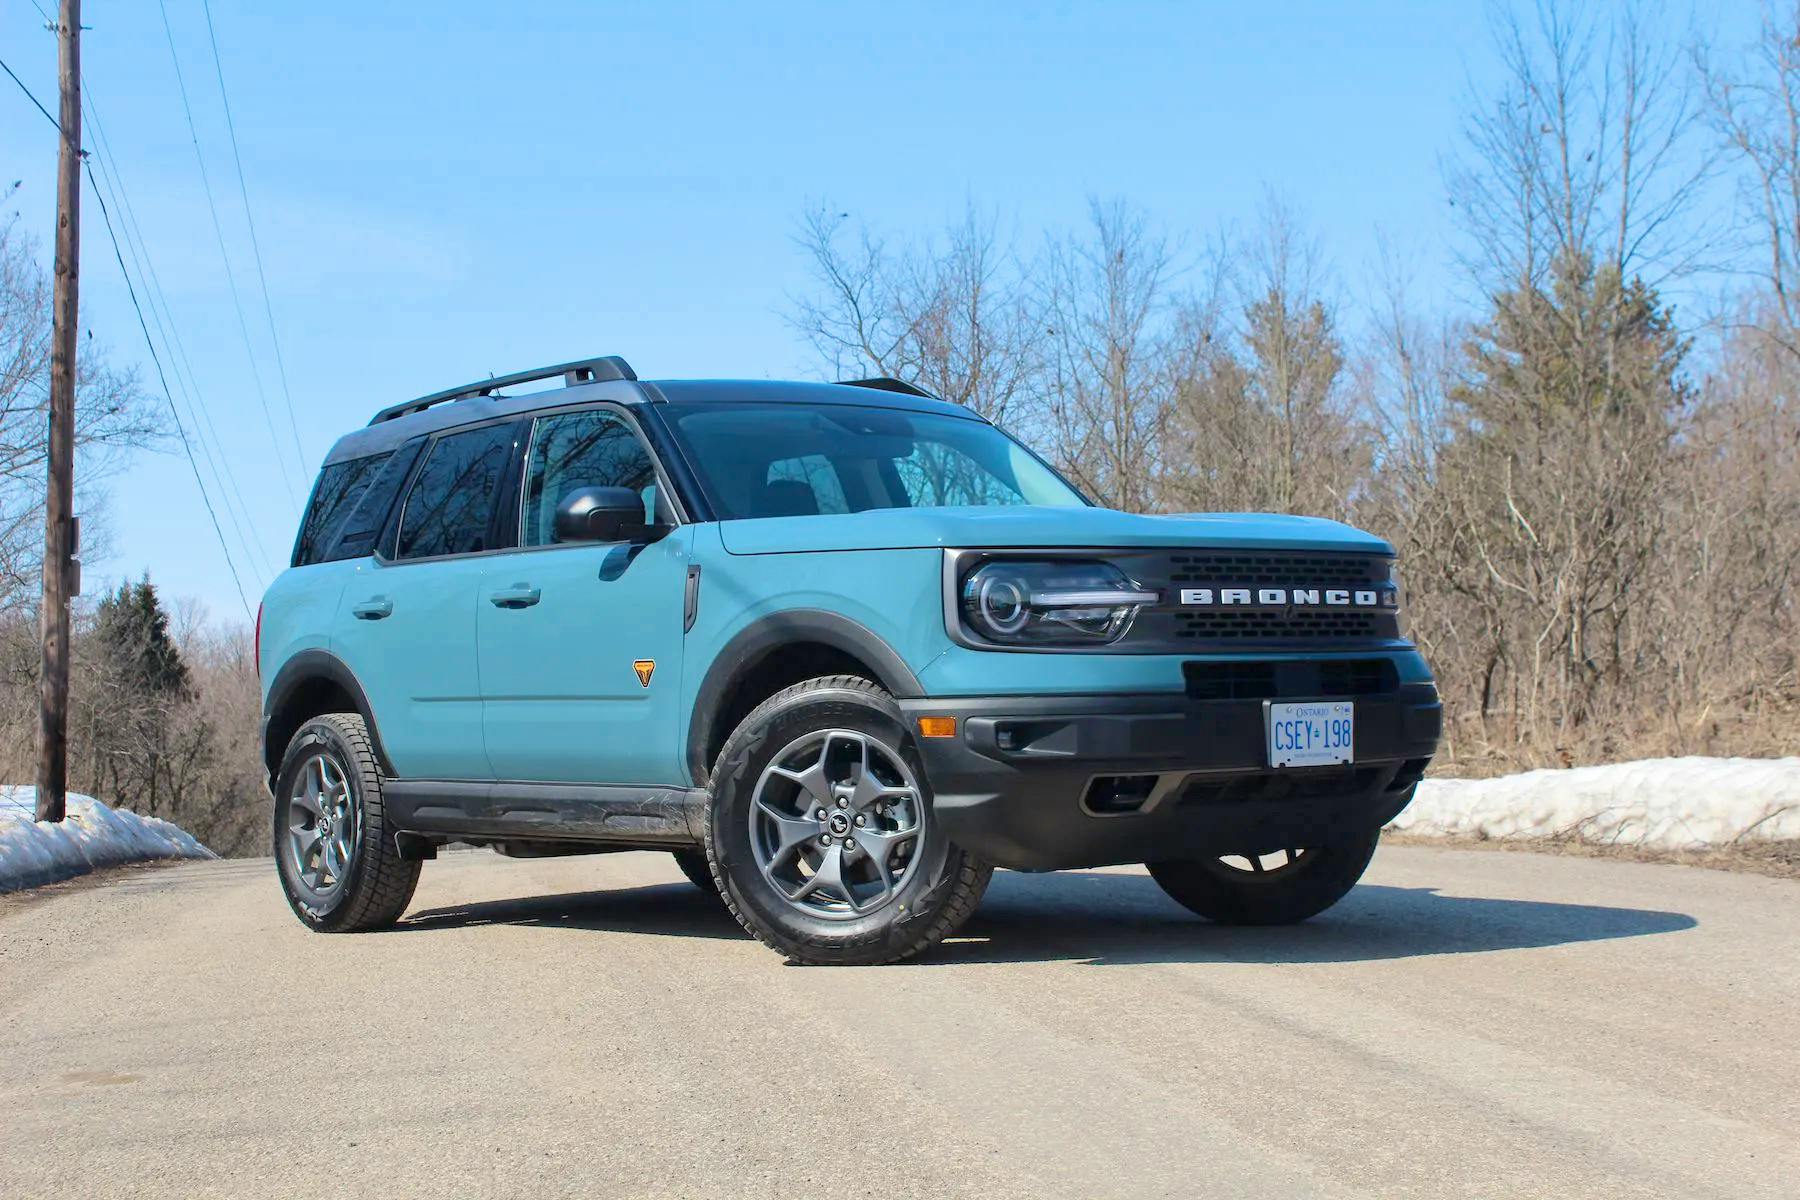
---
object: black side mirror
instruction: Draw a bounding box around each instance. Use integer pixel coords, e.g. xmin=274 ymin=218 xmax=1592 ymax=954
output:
xmin=552 ymin=486 xmax=666 ymax=544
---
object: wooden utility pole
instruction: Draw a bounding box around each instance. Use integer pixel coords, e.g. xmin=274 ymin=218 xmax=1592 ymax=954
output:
xmin=37 ymin=0 xmax=81 ymax=824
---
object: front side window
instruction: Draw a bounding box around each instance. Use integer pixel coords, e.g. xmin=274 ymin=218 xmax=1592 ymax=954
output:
xmin=395 ymin=423 xmax=519 ymax=559
xmin=521 ymin=409 xmax=659 ymax=546
xmin=663 ymin=401 xmax=1086 ymax=520
xmin=293 ymin=452 xmax=391 ymax=566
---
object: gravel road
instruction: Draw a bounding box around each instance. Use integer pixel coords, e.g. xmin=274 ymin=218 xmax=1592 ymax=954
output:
xmin=2 ymin=844 xmax=1794 ymax=1199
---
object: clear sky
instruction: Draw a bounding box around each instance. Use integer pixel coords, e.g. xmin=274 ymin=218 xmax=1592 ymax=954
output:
xmin=0 ymin=1 xmax=1747 ymax=623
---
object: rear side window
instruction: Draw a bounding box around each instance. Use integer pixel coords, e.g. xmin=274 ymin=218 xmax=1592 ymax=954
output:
xmin=292 ymin=453 xmax=391 ymax=567
xmin=321 ymin=441 xmax=422 ymax=562
xmin=395 ymin=423 xmax=519 ymax=559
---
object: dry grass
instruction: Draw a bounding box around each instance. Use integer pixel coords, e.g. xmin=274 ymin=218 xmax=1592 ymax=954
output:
xmin=1384 ymin=831 xmax=1800 ymax=880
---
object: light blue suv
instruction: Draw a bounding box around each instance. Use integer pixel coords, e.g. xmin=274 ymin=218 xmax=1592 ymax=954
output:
xmin=260 ymin=355 xmax=1440 ymax=964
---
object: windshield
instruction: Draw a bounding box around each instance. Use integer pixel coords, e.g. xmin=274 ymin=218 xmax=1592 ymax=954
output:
xmin=662 ymin=401 xmax=1087 ymax=520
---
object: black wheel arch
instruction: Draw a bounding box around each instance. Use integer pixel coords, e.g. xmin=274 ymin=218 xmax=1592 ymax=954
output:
xmin=262 ymin=650 xmax=394 ymax=784
xmin=686 ymin=609 xmax=924 ymax=783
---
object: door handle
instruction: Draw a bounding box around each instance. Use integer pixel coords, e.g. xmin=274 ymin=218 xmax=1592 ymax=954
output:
xmin=351 ymin=597 xmax=393 ymax=621
xmin=489 ymin=584 xmax=541 ymax=609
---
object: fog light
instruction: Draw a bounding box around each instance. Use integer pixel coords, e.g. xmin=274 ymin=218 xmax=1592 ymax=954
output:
xmin=917 ymin=716 xmax=957 ymax=738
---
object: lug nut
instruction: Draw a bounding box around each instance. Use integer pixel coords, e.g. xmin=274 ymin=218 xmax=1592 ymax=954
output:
xmin=836 ymin=797 xmax=848 ymax=808
xmin=820 ymin=835 xmax=833 ymax=846
xmin=815 ymin=808 xmax=827 ymax=820
xmin=855 ymin=815 xmax=867 ymax=826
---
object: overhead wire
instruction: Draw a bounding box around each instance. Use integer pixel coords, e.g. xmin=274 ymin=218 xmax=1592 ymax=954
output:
xmin=154 ymin=0 xmax=305 ymax=501
xmin=83 ymin=84 xmax=280 ymax=584
xmin=196 ymin=0 xmax=308 ymax=478
xmin=1 ymin=40 xmax=259 ymax=616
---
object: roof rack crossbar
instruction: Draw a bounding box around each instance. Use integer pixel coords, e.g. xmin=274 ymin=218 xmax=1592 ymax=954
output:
xmin=838 ymin=376 xmax=940 ymax=400
xmin=368 ymin=355 xmax=637 ymax=425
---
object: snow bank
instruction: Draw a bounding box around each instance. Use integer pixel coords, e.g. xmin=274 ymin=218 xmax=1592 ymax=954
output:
xmin=0 ymin=786 xmax=215 ymax=894
xmin=1391 ymin=757 xmax=1800 ymax=850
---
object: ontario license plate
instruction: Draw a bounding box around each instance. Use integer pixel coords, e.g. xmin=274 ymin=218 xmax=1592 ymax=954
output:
xmin=1267 ymin=701 xmax=1354 ymax=768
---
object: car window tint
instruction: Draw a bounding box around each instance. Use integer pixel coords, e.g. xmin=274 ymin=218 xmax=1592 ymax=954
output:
xmin=395 ymin=424 xmax=518 ymax=559
xmin=293 ymin=453 xmax=391 ymax=566
xmin=322 ymin=441 xmax=422 ymax=562
xmin=522 ymin=410 xmax=658 ymax=546
xmin=764 ymin=455 xmax=848 ymax=516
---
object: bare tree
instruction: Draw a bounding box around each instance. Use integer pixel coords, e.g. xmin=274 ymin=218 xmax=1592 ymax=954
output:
xmin=1164 ymin=199 xmax=1367 ymax=518
xmin=1039 ymin=199 xmax=1179 ymax=511
xmin=1699 ymin=1 xmax=1800 ymax=359
xmin=0 ymin=217 xmax=156 ymax=608
xmin=788 ymin=204 xmax=1042 ymax=425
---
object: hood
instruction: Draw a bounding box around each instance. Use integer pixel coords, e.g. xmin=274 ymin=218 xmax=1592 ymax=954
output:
xmin=717 ymin=505 xmax=1394 ymax=556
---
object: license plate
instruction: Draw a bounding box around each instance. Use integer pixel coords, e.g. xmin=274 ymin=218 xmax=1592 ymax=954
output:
xmin=1267 ymin=701 xmax=1354 ymax=768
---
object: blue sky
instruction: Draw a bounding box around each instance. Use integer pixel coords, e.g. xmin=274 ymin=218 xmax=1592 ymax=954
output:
xmin=0 ymin=1 xmax=1748 ymax=622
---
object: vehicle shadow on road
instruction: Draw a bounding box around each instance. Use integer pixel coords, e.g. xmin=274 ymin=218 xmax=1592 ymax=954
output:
xmin=933 ymin=870 xmax=1699 ymax=966
xmin=396 ymin=868 xmax=1696 ymax=966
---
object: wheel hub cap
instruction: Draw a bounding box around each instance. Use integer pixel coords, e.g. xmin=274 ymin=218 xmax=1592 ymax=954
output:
xmin=748 ymin=728 xmax=926 ymax=921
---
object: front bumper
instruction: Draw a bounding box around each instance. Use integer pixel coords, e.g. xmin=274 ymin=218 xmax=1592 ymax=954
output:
xmin=899 ymin=684 xmax=1442 ymax=871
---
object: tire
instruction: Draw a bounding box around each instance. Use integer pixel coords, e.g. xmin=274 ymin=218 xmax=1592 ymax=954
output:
xmin=273 ymin=712 xmax=421 ymax=932
xmin=671 ymin=848 xmax=719 ymax=895
xmin=1147 ymin=828 xmax=1381 ymax=926
xmin=704 ymin=675 xmax=991 ymax=965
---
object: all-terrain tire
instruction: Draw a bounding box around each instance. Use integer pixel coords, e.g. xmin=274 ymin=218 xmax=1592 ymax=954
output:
xmin=273 ymin=712 xmax=421 ymax=932
xmin=704 ymin=675 xmax=991 ymax=965
xmin=671 ymin=848 xmax=719 ymax=895
xmin=1147 ymin=829 xmax=1381 ymax=925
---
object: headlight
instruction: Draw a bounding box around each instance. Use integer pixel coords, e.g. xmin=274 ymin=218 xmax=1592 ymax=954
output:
xmin=959 ymin=560 xmax=1158 ymax=647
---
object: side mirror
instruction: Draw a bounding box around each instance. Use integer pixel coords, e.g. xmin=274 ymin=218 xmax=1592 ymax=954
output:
xmin=552 ymin=486 xmax=666 ymax=544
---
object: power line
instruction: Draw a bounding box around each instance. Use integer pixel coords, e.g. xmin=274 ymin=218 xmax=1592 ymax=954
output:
xmin=2 ymin=38 xmax=261 ymax=615
xmin=82 ymin=87 xmax=278 ymax=585
xmin=197 ymin=0 xmax=308 ymax=476
xmin=86 ymin=164 xmax=256 ymax=620
xmin=154 ymin=0 xmax=305 ymax=500
xmin=0 ymin=53 xmax=59 ymax=129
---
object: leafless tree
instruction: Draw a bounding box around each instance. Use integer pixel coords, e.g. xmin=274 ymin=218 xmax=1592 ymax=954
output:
xmin=1039 ymin=199 xmax=1179 ymax=512
xmin=0 ymin=217 xmax=156 ymax=609
xmin=788 ymin=204 xmax=1042 ymax=425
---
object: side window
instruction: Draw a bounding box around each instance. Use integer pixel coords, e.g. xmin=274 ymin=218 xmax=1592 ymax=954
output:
xmin=522 ymin=409 xmax=658 ymax=546
xmin=293 ymin=452 xmax=391 ymax=566
xmin=323 ymin=439 xmax=423 ymax=562
xmin=395 ymin=423 xmax=519 ymax=559
xmin=764 ymin=454 xmax=848 ymax=516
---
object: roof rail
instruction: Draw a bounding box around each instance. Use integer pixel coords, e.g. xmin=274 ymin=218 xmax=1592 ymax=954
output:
xmin=368 ymin=355 xmax=637 ymax=425
xmin=838 ymin=376 xmax=940 ymax=400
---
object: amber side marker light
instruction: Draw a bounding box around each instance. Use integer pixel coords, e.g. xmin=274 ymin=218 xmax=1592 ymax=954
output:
xmin=916 ymin=716 xmax=958 ymax=738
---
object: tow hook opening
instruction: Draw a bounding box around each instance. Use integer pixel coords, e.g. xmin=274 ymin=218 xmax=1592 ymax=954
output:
xmin=1081 ymin=774 xmax=1161 ymax=816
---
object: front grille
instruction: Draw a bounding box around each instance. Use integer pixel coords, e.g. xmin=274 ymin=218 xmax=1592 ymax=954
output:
xmin=1183 ymin=658 xmax=1398 ymax=700
xmin=1177 ymin=766 xmax=1382 ymax=806
xmin=1173 ymin=609 xmax=1395 ymax=642
xmin=1166 ymin=553 xmax=1388 ymax=587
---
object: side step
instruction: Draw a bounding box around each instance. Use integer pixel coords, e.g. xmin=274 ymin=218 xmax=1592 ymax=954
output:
xmin=383 ymin=780 xmax=706 ymax=847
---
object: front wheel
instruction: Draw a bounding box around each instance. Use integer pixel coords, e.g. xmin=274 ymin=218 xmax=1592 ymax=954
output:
xmin=1147 ymin=829 xmax=1380 ymax=925
xmin=704 ymin=676 xmax=991 ymax=965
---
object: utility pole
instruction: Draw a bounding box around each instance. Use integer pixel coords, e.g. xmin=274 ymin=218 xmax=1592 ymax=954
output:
xmin=37 ymin=0 xmax=81 ymax=824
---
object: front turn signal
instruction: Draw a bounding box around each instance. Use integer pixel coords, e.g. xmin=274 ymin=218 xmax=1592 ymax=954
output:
xmin=916 ymin=716 xmax=957 ymax=739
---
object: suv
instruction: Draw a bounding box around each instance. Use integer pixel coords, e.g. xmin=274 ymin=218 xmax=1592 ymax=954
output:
xmin=259 ymin=355 xmax=1440 ymax=964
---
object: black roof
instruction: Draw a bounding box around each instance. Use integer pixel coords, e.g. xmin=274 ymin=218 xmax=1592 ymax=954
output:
xmin=320 ymin=371 xmax=978 ymax=466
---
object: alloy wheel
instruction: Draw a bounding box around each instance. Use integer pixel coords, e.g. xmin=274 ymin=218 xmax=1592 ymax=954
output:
xmin=284 ymin=750 xmax=359 ymax=902
xmin=748 ymin=728 xmax=925 ymax=920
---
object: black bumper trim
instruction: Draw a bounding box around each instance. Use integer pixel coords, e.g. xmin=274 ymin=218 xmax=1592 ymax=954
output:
xmin=900 ymin=687 xmax=1440 ymax=871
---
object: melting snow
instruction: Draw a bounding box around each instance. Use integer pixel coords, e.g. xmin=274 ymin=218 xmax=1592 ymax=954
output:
xmin=1 ymin=786 xmax=215 ymax=893
xmin=1393 ymin=757 xmax=1800 ymax=850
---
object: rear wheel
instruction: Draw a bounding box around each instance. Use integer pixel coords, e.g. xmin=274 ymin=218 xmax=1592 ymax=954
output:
xmin=1147 ymin=829 xmax=1380 ymax=925
xmin=273 ymin=712 xmax=420 ymax=932
xmin=704 ymin=675 xmax=991 ymax=965
xmin=671 ymin=848 xmax=718 ymax=895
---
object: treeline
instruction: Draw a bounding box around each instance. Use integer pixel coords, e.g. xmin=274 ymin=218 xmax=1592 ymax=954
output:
xmin=789 ymin=5 xmax=1799 ymax=771
xmin=0 ymin=578 xmax=265 ymax=855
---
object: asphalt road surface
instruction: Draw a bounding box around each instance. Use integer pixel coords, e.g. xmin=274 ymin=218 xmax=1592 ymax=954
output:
xmin=2 ymin=844 xmax=1796 ymax=1199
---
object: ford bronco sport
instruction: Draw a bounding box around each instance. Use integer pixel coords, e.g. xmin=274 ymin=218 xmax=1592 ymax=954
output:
xmin=259 ymin=355 xmax=1441 ymax=964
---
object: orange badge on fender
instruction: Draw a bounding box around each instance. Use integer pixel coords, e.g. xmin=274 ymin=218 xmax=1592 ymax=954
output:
xmin=632 ymin=660 xmax=656 ymax=687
